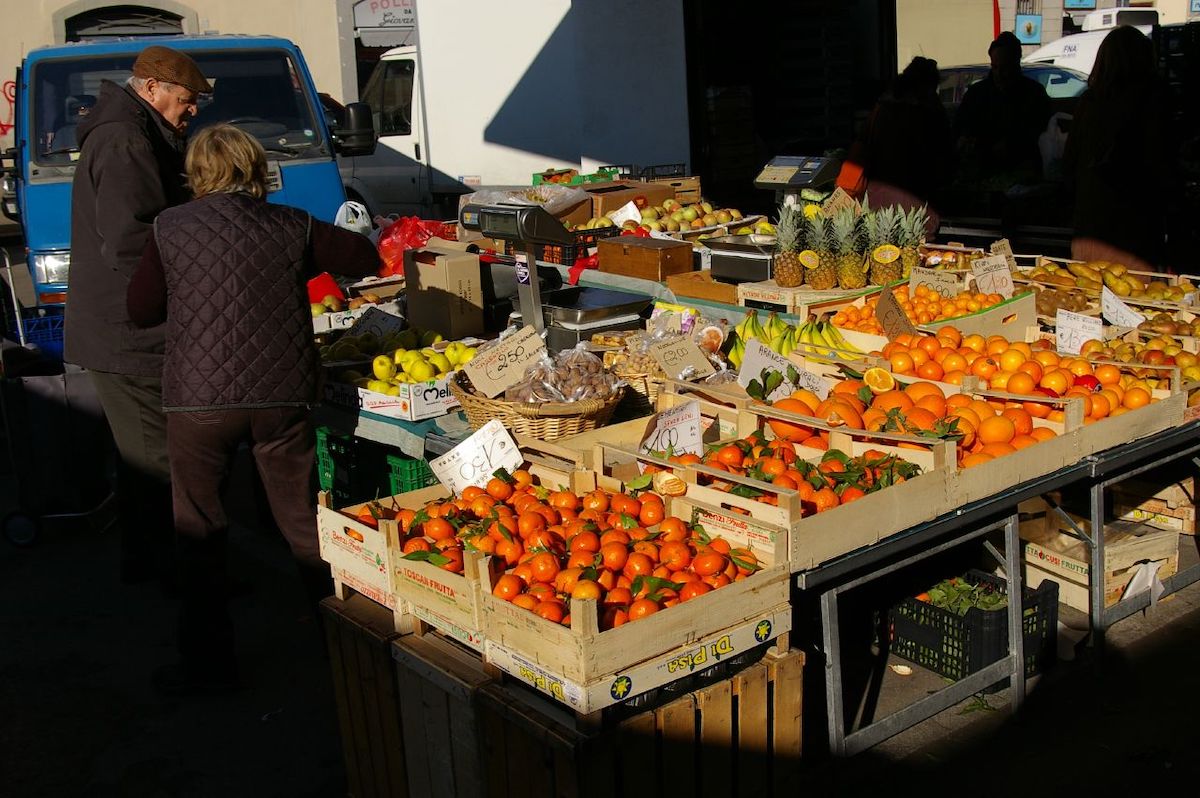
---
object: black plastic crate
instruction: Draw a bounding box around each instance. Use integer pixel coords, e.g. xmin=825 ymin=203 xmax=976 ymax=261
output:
xmin=315 ymin=426 xmax=397 ymax=506
xmin=640 ymin=163 xmax=688 ymax=179
xmin=888 ymin=569 xmax=1058 ymax=682
xmin=502 ymin=226 xmax=623 ymax=266
xmin=597 ymin=163 xmax=639 ymax=179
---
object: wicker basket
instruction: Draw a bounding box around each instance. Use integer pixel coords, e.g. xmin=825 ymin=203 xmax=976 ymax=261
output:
xmin=612 ymin=370 xmax=664 ymax=418
xmin=450 ymin=376 xmax=625 ymax=441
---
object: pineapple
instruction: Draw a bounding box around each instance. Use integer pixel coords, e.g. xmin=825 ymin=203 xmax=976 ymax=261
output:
xmin=803 ymin=213 xmax=836 ymax=290
xmin=773 ymin=204 xmax=805 ymax=288
xmin=867 ymin=205 xmax=902 ymax=285
xmin=831 ymin=207 xmax=867 ymax=290
xmin=899 ymin=206 xmax=929 ymax=278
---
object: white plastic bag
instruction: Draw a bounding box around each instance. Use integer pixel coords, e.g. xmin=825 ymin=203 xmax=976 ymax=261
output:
xmin=1039 ymin=113 xmax=1071 ymax=181
xmin=334 ymin=200 xmax=372 ymax=235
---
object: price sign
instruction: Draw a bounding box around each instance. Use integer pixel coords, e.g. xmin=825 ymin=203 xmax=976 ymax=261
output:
xmin=430 ymin=419 xmax=523 ymax=495
xmin=1101 ymin=287 xmax=1145 ymax=328
xmin=822 ymin=187 xmax=860 ymax=218
xmin=876 ymin=288 xmax=918 ymax=339
xmin=639 ymin=400 xmax=703 ymax=457
xmin=972 ymin=254 xmax=1015 ymax=299
xmin=785 ymin=357 xmax=832 ymax=399
xmin=343 ymin=306 xmax=407 ymax=340
xmin=1055 ymin=309 xmax=1104 ymax=355
xmin=608 ymin=201 xmax=642 ymax=227
xmin=648 ymin=338 xmax=716 ymax=380
xmin=909 ymin=267 xmax=961 ymax=298
xmin=989 ymin=238 xmax=1018 ymax=271
xmin=461 ymin=325 xmax=546 ymax=398
xmin=737 ymin=339 xmax=831 ymax=401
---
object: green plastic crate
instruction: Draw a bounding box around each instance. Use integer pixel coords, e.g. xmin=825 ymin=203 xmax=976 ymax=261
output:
xmin=315 ymin=426 xmax=395 ymax=505
xmin=387 ymin=452 xmax=439 ymax=495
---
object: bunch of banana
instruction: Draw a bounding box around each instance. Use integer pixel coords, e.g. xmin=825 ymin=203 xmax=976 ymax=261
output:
xmin=793 ymin=315 xmax=862 ymax=362
xmin=734 ymin=309 xmax=768 ymax=343
xmin=726 ymin=331 xmax=746 ymax=369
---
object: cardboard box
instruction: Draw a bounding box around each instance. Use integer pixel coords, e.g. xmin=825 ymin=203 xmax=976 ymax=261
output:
xmin=403 ymin=244 xmax=485 ymax=339
xmin=311 ymin=300 xmax=402 ymax=334
xmin=597 ymin=237 xmax=694 ymax=281
xmin=583 ymin=180 xmax=676 ymax=218
xmin=666 ymin=270 xmax=738 ymax=305
xmin=322 ymin=376 xmax=460 ymax=422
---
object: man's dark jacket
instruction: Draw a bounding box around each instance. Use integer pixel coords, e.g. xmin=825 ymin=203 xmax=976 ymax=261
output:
xmin=65 ymin=80 xmax=188 ymax=376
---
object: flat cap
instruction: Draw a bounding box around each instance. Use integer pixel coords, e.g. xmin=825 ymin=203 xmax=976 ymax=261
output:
xmin=132 ymin=46 xmax=212 ymax=95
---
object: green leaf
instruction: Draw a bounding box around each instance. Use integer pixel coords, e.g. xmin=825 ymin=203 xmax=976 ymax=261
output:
xmin=730 ymin=484 xmax=765 ymax=499
xmin=493 ymin=466 xmax=514 ymax=484
xmin=857 ymin=386 xmax=874 ymax=405
xmin=786 ymin=365 xmax=800 ymax=385
xmin=402 ymin=550 xmax=451 ymax=566
xmin=626 ymin=473 xmax=653 ymax=491
xmin=692 ymin=524 xmax=711 ymax=544
xmin=729 ymin=552 xmax=762 ymax=573
xmin=620 ymin=513 xmax=639 ymax=529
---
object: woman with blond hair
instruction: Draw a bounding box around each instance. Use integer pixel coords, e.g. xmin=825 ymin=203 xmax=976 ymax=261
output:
xmin=128 ymin=123 xmax=380 ymax=693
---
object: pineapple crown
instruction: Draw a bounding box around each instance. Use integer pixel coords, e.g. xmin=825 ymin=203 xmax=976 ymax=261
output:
xmin=805 ymin=213 xmax=830 ymax=250
xmin=866 ymin=205 xmax=900 ymax=248
xmin=775 ymin=203 xmax=804 ymax=253
xmin=830 ymin=207 xmax=862 ymax=255
xmin=899 ymin=205 xmax=929 ymax=248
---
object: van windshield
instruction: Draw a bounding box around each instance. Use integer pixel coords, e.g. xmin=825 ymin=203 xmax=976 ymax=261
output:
xmin=30 ymin=48 xmax=325 ymax=166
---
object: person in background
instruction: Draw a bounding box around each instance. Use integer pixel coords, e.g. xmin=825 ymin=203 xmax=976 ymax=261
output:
xmin=66 ymin=46 xmax=211 ymax=586
xmin=127 ymin=124 xmax=380 ymax=694
xmin=857 ymin=56 xmax=952 ymax=232
xmin=1063 ymin=25 xmax=1174 ymax=271
xmin=955 ymin=32 xmax=1051 ymax=184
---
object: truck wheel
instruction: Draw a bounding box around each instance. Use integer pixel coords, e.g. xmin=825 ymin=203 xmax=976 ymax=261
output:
xmin=3 ymin=511 xmax=39 ymax=547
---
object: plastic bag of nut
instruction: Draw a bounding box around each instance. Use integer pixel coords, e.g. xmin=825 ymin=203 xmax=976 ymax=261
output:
xmin=504 ymin=352 xmax=569 ymax=403
xmin=553 ymin=343 xmax=623 ymax=402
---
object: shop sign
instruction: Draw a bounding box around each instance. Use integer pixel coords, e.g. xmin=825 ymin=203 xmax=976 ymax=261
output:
xmin=353 ymin=0 xmax=416 ymax=28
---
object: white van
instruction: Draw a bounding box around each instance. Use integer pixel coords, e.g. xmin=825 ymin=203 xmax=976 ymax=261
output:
xmin=1022 ymin=9 xmax=1156 ymax=75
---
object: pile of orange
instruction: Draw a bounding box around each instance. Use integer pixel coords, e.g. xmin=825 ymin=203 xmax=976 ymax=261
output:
xmin=376 ymin=471 xmax=760 ymax=630
xmin=831 ymin=285 xmax=1007 ymax=334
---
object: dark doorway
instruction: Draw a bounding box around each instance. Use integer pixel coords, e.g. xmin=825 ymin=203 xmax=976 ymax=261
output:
xmin=64 ymin=4 xmax=183 ymax=41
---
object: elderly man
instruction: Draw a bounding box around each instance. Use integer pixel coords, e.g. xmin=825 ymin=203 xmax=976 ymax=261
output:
xmin=65 ymin=46 xmax=211 ymax=584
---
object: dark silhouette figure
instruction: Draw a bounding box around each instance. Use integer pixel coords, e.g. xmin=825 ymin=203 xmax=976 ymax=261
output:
xmin=858 ymin=56 xmax=952 ymax=230
xmin=1063 ymin=25 xmax=1174 ymax=271
xmin=955 ymin=32 xmax=1051 ymax=184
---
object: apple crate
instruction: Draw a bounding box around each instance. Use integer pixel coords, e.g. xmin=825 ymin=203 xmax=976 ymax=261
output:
xmin=502 ymin=226 xmax=622 ymax=267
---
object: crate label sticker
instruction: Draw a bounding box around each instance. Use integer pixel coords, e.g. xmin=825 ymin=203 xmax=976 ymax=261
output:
xmin=972 ymin=254 xmax=1015 ymax=299
xmin=989 ymin=238 xmax=1018 ymax=271
xmin=640 ymin=400 xmax=704 ymax=458
xmin=1101 ymin=287 xmax=1145 ymax=328
xmin=738 ymin=339 xmax=810 ymax=401
xmin=430 ymin=419 xmax=523 ymax=494
xmin=331 ymin=567 xmax=394 ymax=607
xmin=462 ymin=325 xmax=546 ymax=397
xmin=649 ymin=338 xmax=716 ymax=381
xmin=875 ymin=288 xmax=918 ymax=339
xmin=1023 ymin=542 xmax=1090 ymax=577
xmin=344 ymin=306 xmax=407 ymax=340
xmin=485 ymin=642 xmax=585 ymax=707
xmin=321 ymin=525 xmax=387 ymax=573
xmin=396 ymin=562 xmax=466 ymax=603
xmin=608 ymin=201 xmax=641 ymax=227
xmin=909 ymin=267 xmax=960 ymax=298
xmin=410 ymin=605 xmax=484 ymax=649
xmin=693 ymin=508 xmax=776 ymax=554
xmin=1055 ymin=309 xmax=1103 ymax=355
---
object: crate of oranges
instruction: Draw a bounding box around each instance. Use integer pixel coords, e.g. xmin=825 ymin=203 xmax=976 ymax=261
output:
xmin=317 ymin=491 xmax=403 ymax=615
xmin=828 ymin=285 xmax=1037 ymax=342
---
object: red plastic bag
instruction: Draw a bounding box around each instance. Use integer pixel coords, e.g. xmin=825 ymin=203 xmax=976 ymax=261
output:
xmin=377 ymin=217 xmax=447 ymax=277
xmin=306 ymin=272 xmax=344 ymax=304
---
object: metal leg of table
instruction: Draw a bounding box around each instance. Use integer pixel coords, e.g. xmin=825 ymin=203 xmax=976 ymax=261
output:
xmin=1089 ymin=481 xmax=1108 ymax=649
xmin=821 ymin=513 xmax=1026 ymax=757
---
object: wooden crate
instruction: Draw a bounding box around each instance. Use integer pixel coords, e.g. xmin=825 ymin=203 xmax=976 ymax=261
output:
xmin=666 ymin=271 xmax=739 ymax=305
xmin=392 ymin=630 xmax=804 ymax=798
xmin=597 ymin=237 xmax=694 ymax=281
xmin=317 ymin=491 xmax=400 ymax=616
xmin=737 ymin=281 xmax=859 ymax=316
xmin=649 ymin=175 xmax=702 ymax=204
xmin=320 ymin=595 xmax=409 ymax=798
xmin=1021 ymin=499 xmax=1180 ymax=612
xmin=1112 ymin=495 xmax=1196 ymax=534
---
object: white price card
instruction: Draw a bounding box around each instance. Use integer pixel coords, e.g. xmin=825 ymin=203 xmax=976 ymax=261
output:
xmin=649 ymin=338 xmax=716 ymax=380
xmin=989 ymin=238 xmax=1018 ymax=271
xmin=972 ymin=254 xmax=1015 ymax=299
xmin=461 ymin=325 xmax=546 ymax=398
xmin=1055 ymin=309 xmax=1104 ymax=355
xmin=786 ymin=359 xmax=832 ymax=400
xmin=639 ymin=400 xmax=704 ymax=457
xmin=1101 ymin=287 xmax=1145 ymax=328
xmin=737 ymin=339 xmax=832 ymax=402
xmin=876 ymin=288 xmax=918 ymax=339
xmin=608 ymin=201 xmax=642 ymax=227
xmin=430 ymin=419 xmax=524 ymax=494
xmin=909 ymin=266 xmax=961 ymax=298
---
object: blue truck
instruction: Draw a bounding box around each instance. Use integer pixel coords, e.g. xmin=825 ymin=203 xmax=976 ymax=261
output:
xmin=1 ymin=34 xmax=374 ymax=319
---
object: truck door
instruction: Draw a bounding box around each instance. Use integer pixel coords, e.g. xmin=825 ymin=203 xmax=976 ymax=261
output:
xmin=350 ymin=55 xmax=429 ymax=216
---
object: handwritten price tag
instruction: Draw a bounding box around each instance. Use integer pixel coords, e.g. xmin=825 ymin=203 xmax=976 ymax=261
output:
xmin=737 ymin=339 xmax=832 ymax=401
xmin=989 ymin=238 xmax=1017 ymax=271
xmin=462 ymin=325 xmax=546 ymax=398
xmin=1101 ymin=287 xmax=1145 ymax=328
xmin=909 ymin=267 xmax=961 ymax=298
xmin=876 ymin=288 xmax=918 ymax=339
xmin=344 ymin=306 xmax=407 ymax=340
xmin=1055 ymin=309 xmax=1103 ymax=355
xmin=648 ymin=339 xmax=716 ymax=380
xmin=822 ymin=187 xmax=860 ymax=218
xmin=785 ymin=358 xmax=832 ymax=399
xmin=430 ymin=419 xmax=523 ymax=494
xmin=972 ymin=254 xmax=1015 ymax=299
xmin=608 ymin=201 xmax=642 ymax=227
xmin=640 ymin=400 xmax=703 ymax=457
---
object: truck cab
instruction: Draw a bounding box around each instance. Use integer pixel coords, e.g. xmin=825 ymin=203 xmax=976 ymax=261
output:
xmin=1 ymin=34 xmax=374 ymax=307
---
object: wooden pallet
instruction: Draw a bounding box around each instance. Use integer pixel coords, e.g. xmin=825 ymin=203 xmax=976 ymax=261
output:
xmin=391 ymin=630 xmax=805 ymax=798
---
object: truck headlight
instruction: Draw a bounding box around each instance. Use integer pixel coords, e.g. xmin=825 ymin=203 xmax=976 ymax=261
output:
xmin=32 ymin=252 xmax=70 ymax=284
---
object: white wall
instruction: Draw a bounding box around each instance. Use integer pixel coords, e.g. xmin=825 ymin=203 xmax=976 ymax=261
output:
xmin=896 ymin=0 xmax=994 ymax=68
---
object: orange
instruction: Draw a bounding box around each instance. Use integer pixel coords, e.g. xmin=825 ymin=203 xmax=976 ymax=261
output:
xmin=951 ymin=415 xmax=976 ymax=448
xmin=936 ymin=327 xmax=962 ymax=348
xmin=904 ymin=381 xmax=946 ymax=402
xmin=908 ymin=348 xmax=930 ymax=368
xmin=863 ymin=367 xmax=896 ymax=394
xmin=529 ymin=552 xmax=560 ymax=584
xmin=622 ymin=552 xmax=655 ymax=580
xmin=1022 ymin=397 xmax=1052 ymax=419
xmin=970 ymin=357 xmax=998 ymax=380
xmin=1010 ymin=434 xmax=1039 ymax=450
xmin=1017 ymin=360 xmax=1044 ymax=383
xmin=980 ymin=442 xmax=1017 ymax=458
xmin=861 ymin=408 xmax=888 ymax=432
xmin=903 ymin=407 xmax=939 ymax=431
xmin=1000 ymin=407 xmax=1034 ymax=436
xmin=968 ymin=399 xmax=998 ymax=421
xmin=1039 ymin=370 xmax=1070 ymax=396
xmin=1066 ymin=359 xmax=1094 ymax=378
xmin=570 ymin=579 xmax=602 ymax=601
xmin=960 ymin=452 xmax=994 ymax=468
xmin=1089 ymin=393 xmax=1111 ymax=419
xmin=871 ymin=390 xmax=913 ymax=413
xmin=423 ymin=517 xmax=455 ymax=542
xmin=977 ymin=415 xmax=1016 ymax=445
xmin=1095 ymin=364 xmax=1122 ymax=386
xmin=493 ymin=574 xmax=523 ymax=601
xmin=1123 ymin=387 xmax=1151 ymax=409
xmin=1032 ymin=350 xmax=1061 ymax=368
xmin=486 ymin=478 xmax=513 ymax=501
xmin=998 ymin=348 xmax=1027 ymax=373
xmin=961 ymin=334 xmax=986 ymax=353
xmin=534 ymin=601 xmax=566 ymax=624
xmin=945 ymin=393 xmax=973 ymax=412
xmin=915 ymin=360 xmax=944 ymax=381
xmin=941 ymin=352 xmax=968 ymax=374
xmin=915 ymin=393 xmax=948 ymax=418
xmin=817 ymin=400 xmax=863 ymax=430
xmin=768 ymin=398 xmax=815 ymax=442
xmin=692 ymin=552 xmax=728 ymax=577
xmin=1029 ymin=426 xmax=1056 ymax=442
xmin=678 ymin=581 xmax=712 ymax=602
xmin=788 ymin=389 xmax=822 ymax=413
xmin=627 ymin=599 xmax=660 ymax=621
xmin=889 ymin=352 xmax=915 ymax=375
xmin=1006 ymin=372 xmax=1036 ymax=395
xmin=989 ymin=371 xmax=1013 ymax=391
xmin=599 ymin=541 xmax=628 ymax=572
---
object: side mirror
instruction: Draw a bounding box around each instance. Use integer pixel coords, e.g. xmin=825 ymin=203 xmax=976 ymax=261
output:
xmin=333 ymin=102 xmax=376 ymax=157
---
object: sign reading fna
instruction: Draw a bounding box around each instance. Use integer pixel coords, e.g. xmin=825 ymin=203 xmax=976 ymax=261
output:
xmin=607 ymin=618 xmax=774 ymax=702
